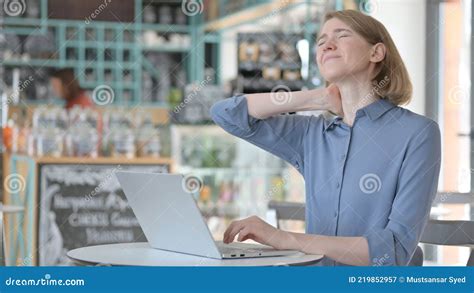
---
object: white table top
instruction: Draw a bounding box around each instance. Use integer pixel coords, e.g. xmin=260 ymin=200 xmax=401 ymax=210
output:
xmin=67 ymin=242 xmax=324 ymax=266
xmin=0 ymin=204 xmax=24 ymax=213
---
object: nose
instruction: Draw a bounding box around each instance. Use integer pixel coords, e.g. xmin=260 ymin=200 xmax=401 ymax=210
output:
xmin=321 ymin=38 xmax=336 ymax=52
xmin=317 ymin=38 xmax=336 ymax=64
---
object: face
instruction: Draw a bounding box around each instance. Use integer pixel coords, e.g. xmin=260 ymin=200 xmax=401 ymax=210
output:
xmin=316 ymin=18 xmax=381 ymax=83
xmin=50 ymin=77 xmax=65 ymax=99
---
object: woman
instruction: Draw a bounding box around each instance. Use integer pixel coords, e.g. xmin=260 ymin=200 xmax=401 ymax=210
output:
xmin=50 ymin=68 xmax=93 ymax=110
xmin=210 ymin=10 xmax=441 ymax=266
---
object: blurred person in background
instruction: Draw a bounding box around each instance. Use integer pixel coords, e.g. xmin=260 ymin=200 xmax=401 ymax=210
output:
xmin=50 ymin=68 xmax=93 ymax=110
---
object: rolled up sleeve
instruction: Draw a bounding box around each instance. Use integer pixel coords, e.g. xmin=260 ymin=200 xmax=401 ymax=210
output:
xmin=363 ymin=121 xmax=441 ymax=266
xmin=210 ymin=94 xmax=313 ymax=174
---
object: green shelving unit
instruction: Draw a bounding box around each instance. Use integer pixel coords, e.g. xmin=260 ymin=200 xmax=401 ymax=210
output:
xmin=0 ymin=0 xmax=217 ymax=106
xmin=1 ymin=0 xmax=345 ymax=106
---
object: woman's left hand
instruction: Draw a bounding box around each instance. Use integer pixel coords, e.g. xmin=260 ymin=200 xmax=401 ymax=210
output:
xmin=223 ymin=215 xmax=288 ymax=249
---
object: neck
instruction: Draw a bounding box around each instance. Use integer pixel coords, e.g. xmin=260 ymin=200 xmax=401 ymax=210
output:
xmin=334 ymin=79 xmax=380 ymax=126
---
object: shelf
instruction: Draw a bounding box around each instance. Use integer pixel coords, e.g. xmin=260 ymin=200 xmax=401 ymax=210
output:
xmin=1 ymin=59 xmax=137 ymax=69
xmin=3 ymin=17 xmax=191 ymax=33
xmin=141 ymin=45 xmax=191 ymax=53
xmin=239 ymin=61 xmax=302 ymax=71
xmin=80 ymin=82 xmax=135 ymax=90
xmin=17 ymin=100 xmax=170 ymax=108
xmin=1 ymin=0 xmax=211 ymax=106
xmin=8 ymin=154 xmax=173 ymax=165
xmin=65 ymin=41 xmax=137 ymax=49
xmin=140 ymin=23 xmax=191 ymax=33
xmin=1 ymin=59 xmax=76 ymax=68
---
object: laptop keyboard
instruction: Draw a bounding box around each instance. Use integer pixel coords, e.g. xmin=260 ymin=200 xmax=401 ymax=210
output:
xmin=218 ymin=245 xmax=254 ymax=254
xmin=217 ymin=242 xmax=272 ymax=253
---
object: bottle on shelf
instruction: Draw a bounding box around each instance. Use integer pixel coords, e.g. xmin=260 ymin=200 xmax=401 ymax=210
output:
xmin=65 ymin=108 xmax=99 ymax=158
xmin=136 ymin=113 xmax=161 ymax=158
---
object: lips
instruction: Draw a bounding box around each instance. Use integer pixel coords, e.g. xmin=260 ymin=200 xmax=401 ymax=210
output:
xmin=322 ymin=55 xmax=340 ymax=64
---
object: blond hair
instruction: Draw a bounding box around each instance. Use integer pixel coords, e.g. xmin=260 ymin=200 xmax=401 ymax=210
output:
xmin=324 ymin=10 xmax=412 ymax=105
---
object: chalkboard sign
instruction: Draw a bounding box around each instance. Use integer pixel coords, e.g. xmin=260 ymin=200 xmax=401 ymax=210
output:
xmin=38 ymin=164 xmax=169 ymax=266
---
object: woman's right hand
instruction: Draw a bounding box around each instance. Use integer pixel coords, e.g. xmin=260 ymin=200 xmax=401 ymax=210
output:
xmin=325 ymin=84 xmax=344 ymax=117
xmin=245 ymin=84 xmax=344 ymax=119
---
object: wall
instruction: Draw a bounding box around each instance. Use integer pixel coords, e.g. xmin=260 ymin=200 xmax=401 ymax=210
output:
xmin=370 ymin=0 xmax=427 ymax=115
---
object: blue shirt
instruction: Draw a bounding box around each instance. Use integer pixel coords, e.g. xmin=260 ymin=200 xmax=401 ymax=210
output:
xmin=210 ymin=94 xmax=441 ymax=266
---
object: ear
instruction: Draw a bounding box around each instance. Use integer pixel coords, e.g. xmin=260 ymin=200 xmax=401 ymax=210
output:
xmin=369 ymin=43 xmax=386 ymax=63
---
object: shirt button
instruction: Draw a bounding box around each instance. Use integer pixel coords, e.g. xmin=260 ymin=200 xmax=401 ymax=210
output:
xmin=334 ymin=211 xmax=338 ymax=218
xmin=336 ymin=182 xmax=340 ymax=188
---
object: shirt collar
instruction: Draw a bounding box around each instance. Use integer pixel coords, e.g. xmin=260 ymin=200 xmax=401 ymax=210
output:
xmin=323 ymin=98 xmax=396 ymax=132
xmin=323 ymin=116 xmax=343 ymax=132
xmin=358 ymin=98 xmax=396 ymax=120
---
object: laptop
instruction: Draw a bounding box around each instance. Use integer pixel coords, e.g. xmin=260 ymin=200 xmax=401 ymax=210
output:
xmin=115 ymin=171 xmax=298 ymax=259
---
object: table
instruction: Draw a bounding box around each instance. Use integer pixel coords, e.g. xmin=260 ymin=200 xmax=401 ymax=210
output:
xmin=67 ymin=242 xmax=323 ymax=266
xmin=0 ymin=204 xmax=24 ymax=266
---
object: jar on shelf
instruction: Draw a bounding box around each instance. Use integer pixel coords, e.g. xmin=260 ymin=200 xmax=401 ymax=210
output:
xmin=111 ymin=129 xmax=136 ymax=159
xmin=64 ymin=110 xmax=99 ymax=157
xmin=137 ymin=134 xmax=161 ymax=158
xmin=36 ymin=128 xmax=63 ymax=157
xmin=65 ymin=128 xmax=99 ymax=158
xmin=136 ymin=116 xmax=161 ymax=158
